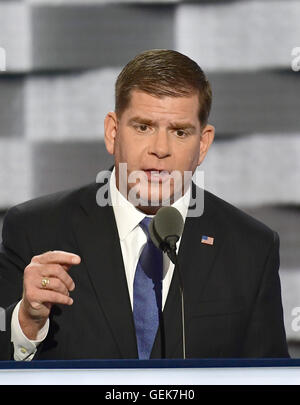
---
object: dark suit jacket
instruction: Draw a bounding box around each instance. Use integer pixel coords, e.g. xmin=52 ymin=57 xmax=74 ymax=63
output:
xmin=0 ymin=175 xmax=289 ymax=360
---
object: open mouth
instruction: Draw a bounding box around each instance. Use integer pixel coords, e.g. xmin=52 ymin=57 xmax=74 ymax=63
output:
xmin=143 ymin=169 xmax=171 ymax=183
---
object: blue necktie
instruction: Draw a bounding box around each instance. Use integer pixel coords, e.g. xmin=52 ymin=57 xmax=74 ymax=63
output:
xmin=133 ymin=217 xmax=163 ymax=359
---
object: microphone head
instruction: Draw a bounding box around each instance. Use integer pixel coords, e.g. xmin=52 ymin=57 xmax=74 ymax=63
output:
xmin=149 ymin=206 xmax=184 ymax=251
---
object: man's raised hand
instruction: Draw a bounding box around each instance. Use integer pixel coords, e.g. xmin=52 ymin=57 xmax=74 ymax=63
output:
xmin=19 ymin=251 xmax=81 ymax=340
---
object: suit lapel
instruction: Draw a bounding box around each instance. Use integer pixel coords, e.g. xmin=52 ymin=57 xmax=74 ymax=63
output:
xmin=72 ymin=181 xmax=137 ymax=359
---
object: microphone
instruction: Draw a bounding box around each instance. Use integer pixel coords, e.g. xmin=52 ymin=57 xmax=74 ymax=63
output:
xmin=149 ymin=207 xmax=186 ymax=359
xmin=149 ymin=206 xmax=184 ymax=264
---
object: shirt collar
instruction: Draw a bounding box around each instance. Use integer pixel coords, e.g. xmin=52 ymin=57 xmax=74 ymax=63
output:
xmin=110 ymin=167 xmax=191 ymax=241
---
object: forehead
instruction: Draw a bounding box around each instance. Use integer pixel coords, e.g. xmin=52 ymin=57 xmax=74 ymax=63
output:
xmin=123 ymin=89 xmax=200 ymax=123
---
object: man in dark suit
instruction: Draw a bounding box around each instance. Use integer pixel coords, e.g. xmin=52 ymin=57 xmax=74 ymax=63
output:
xmin=0 ymin=49 xmax=289 ymax=360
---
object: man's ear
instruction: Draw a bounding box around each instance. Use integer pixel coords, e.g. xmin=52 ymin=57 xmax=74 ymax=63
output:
xmin=104 ymin=111 xmax=118 ymax=155
xmin=197 ymin=124 xmax=215 ymax=165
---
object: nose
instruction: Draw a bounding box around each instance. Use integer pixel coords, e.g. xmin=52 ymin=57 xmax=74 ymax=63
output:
xmin=149 ymin=129 xmax=171 ymax=159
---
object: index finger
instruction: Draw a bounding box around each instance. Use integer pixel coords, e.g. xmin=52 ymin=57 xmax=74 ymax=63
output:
xmin=32 ymin=250 xmax=81 ymax=266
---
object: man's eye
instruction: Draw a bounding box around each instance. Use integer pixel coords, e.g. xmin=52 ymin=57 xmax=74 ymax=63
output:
xmin=176 ymin=129 xmax=187 ymax=137
xmin=137 ymin=124 xmax=149 ymax=132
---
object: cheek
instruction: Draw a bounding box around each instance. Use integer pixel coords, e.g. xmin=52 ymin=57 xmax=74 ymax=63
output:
xmin=174 ymin=144 xmax=200 ymax=171
xmin=115 ymin=132 xmax=145 ymax=167
xmin=115 ymin=131 xmax=130 ymax=157
xmin=188 ymin=140 xmax=202 ymax=166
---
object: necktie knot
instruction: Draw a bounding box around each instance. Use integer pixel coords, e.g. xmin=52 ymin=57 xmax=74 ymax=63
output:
xmin=139 ymin=217 xmax=152 ymax=240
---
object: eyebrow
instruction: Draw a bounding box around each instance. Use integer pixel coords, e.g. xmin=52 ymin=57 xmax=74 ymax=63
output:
xmin=128 ymin=116 xmax=196 ymax=131
xmin=128 ymin=116 xmax=155 ymax=126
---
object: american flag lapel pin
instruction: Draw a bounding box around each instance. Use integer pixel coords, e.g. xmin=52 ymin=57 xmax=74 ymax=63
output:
xmin=201 ymin=235 xmax=214 ymax=245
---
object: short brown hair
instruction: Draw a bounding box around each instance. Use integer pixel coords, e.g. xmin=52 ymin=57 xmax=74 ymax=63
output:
xmin=115 ymin=49 xmax=212 ymax=128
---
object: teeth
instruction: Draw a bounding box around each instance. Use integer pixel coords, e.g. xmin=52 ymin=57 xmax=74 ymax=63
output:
xmin=149 ymin=171 xmax=169 ymax=177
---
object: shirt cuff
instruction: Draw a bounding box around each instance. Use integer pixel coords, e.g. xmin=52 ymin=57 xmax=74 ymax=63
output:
xmin=11 ymin=300 xmax=49 ymax=361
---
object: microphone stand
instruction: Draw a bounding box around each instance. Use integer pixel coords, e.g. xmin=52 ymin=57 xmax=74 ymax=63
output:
xmin=166 ymin=241 xmax=186 ymax=360
xmin=149 ymin=218 xmax=186 ymax=359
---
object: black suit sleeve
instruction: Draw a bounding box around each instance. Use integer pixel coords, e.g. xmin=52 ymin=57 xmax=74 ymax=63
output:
xmin=0 ymin=206 xmax=33 ymax=360
xmin=241 ymin=231 xmax=290 ymax=357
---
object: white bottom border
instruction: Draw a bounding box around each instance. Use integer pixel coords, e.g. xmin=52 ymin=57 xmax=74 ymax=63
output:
xmin=1 ymin=367 xmax=300 ymax=385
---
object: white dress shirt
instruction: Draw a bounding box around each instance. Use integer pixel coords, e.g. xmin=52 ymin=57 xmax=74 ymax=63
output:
xmin=11 ymin=168 xmax=191 ymax=360
xmin=110 ymin=168 xmax=190 ymax=309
